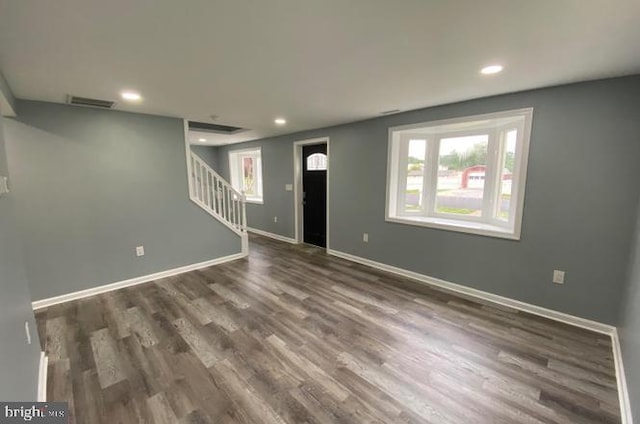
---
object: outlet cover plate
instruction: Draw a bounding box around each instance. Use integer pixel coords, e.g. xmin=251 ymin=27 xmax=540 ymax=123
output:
xmin=553 ymin=270 xmax=565 ymax=284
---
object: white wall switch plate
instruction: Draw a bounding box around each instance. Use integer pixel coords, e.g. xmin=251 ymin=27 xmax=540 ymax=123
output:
xmin=285 ymin=184 xmax=293 ymax=191
xmin=136 ymin=246 xmax=145 ymax=257
xmin=552 ymin=270 xmax=565 ymax=284
xmin=363 ymin=233 xmax=369 ymax=242
xmin=0 ymin=176 xmax=9 ymax=197
xmin=274 ymin=216 xmax=278 ymax=223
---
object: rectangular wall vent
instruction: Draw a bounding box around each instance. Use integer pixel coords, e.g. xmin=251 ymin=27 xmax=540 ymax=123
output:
xmin=67 ymin=95 xmax=115 ymax=109
xmin=188 ymin=121 xmax=246 ymax=134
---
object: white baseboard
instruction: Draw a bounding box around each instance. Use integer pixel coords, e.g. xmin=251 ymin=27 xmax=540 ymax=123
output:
xmin=327 ymin=248 xmax=633 ymax=421
xmin=32 ymin=252 xmax=247 ymax=310
xmin=248 ymin=227 xmax=297 ymax=244
xmin=612 ymin=329 xmax=634 ymax=424
xmin=37 ymin=351 xmax=48 ymax=402
xmin=327 ymin=248 xmax=615 ymax=335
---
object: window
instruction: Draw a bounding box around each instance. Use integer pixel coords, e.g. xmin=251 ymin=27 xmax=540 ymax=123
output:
xmin=386 ymin=108 xmax=533 ymax=239
xmin=306 ymin=153 xmax=327 ymax=171
xmin=229 ymin=147 xmax=263 ymax=204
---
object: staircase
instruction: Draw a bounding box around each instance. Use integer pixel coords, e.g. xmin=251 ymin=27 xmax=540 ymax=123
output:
xmin=188 ymin=151 xmax=248 ymax=254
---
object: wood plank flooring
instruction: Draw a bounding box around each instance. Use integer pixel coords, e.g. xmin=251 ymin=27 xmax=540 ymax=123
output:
xmin=35 ymin=234 xmax=622 ymax=423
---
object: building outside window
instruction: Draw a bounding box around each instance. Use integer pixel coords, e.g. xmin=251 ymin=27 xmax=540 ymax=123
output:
xmin=229 ymin=147 xmax=263 ymax=204
xmin=386 ymin=108 xmax=533 ymax=239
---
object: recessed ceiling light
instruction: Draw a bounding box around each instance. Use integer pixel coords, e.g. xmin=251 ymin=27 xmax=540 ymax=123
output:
xmin=121 ymin=91 xmax=142 ymax=101
xmin=274 ymin=118 xmax=287 ymax=125
xmin=198 ymin=138 xmax=206 ymax=142
xmin=480 ymin=65 xmax=503 ymax=75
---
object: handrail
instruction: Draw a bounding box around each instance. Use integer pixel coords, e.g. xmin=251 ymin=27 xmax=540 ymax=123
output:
xmin=192 ymin=153 xmax=243 ymax=198
xmin=189 ymin=151 xmax=247 ymax=237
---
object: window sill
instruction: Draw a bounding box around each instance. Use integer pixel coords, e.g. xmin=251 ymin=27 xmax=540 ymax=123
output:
xmin=386 ymin=215 xmax=520 ymax=240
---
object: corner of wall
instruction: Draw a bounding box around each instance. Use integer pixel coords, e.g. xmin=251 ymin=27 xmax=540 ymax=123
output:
xmin=0 ymin=71 xmax=17 ymax=117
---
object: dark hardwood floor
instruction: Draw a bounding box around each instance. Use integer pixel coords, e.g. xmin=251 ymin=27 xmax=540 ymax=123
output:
xmin=35 ymin=234 xmax=621 ymax=423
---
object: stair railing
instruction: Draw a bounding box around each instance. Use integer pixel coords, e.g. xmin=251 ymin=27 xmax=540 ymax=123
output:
xmin=189 ymin=152 xmax=248 ymax=250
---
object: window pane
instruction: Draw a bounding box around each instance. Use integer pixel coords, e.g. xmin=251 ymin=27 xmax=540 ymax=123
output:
xmin=229 ymin=148 xmax=263 ymax=202
xmin=497 ymin=130 xmax=517 ymax=221
xmin=242 ymin=156 xmax=256 ymax=195
xmin=405 ymin=139 xmax=426 ymax=212
xmin=307 ymin=153 xmax=327 ymax=171
xmin=435 ymin=135 xmax=488 ymax=216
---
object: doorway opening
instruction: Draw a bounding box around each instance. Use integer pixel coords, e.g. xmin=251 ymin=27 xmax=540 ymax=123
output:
xmin=294 ymin=137 xmax=329 ymax=249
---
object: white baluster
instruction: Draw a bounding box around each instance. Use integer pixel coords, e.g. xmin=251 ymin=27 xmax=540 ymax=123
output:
xmin=227 ymin=186 xmax=232 ymax=221
xmin=237 ymin=195 xmax=241 ymax=228
xmin=190 ymin=155 xmax=196 ymax=197
xmin=229 ymin=189 xmax=234 ymax=224
xmin=195 ymin=160 xmax=201 ymax=200
xmin=199 ymin=162 xmax=205 ymax=202
xmin=222 ymin=184 xmax=227 ymax=221
xmin=216 ymin=178 xmax=221 ymax=215
xmin=233 ymin=192 xmax=237 ymax=226
xmin=242 ymin=194 xmax=247 ymax=231
xmin=192 ymin=158 xmax=197 ymax=199
xmin=194 ymin=160 xmax=199 ymax=200
xmin=232 ymin=194 xmax=236 ymax=228
xmin=205 ymin=170 xmax=211 ymax=209
xmin=212 ymin=176 xmax=217 ymax=214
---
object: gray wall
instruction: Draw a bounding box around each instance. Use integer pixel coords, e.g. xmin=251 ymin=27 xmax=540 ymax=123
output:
xmin=4 ymin=101 xmax=241 ymax=301
xmin=0 ymin=116 xmax=42 ymax=400
xmin=190 ymin=144 xmax=220 ymax=170
xmin=218 ymin=76 xmax=640 ymax=325
xmin=620 ymin=196 xmax=640 ymax=420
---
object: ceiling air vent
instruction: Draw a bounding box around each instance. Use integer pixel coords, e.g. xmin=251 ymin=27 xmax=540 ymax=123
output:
xmin=67 ymin=95 xmax=115 ymax=109
xmin=188 ymin=121 xmax=246 ymax=134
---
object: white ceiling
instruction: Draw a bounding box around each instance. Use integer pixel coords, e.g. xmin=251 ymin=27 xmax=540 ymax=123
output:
xmin=187 ymin=130 xmax=240 ymax=146
xmin=1 ymin=0 xmax=640 ymax=144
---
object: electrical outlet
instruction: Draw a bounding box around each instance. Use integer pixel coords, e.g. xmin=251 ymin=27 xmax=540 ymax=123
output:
xmin=25 ymin=321 xmax=32 ymax=345
xmin=363 ymin=233 xmax=369 ymax=243
xmin=274 ymin=216 xmax=278 ymax=223
xmin=553 ymin=270 xmax=565 ymax=284
xmin=136 ymin=246 xmax=145 ymax=257
xmin=285 ymin=184 xmax=293 ymax=191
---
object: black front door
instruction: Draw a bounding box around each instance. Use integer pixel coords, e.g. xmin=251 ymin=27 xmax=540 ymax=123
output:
xmin=302 ymin=144 xmax=327 ymax=248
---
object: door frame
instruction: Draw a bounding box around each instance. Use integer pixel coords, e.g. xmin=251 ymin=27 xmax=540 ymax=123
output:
xmin=293 ymin=137 xmax=330 ymax=249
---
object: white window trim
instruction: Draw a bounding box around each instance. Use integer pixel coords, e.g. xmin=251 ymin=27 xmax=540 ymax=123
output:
xmin=385 ymin=108 xmax=533 ymax=240
xmin=229 ymin=147 xmax=264 ymax=204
